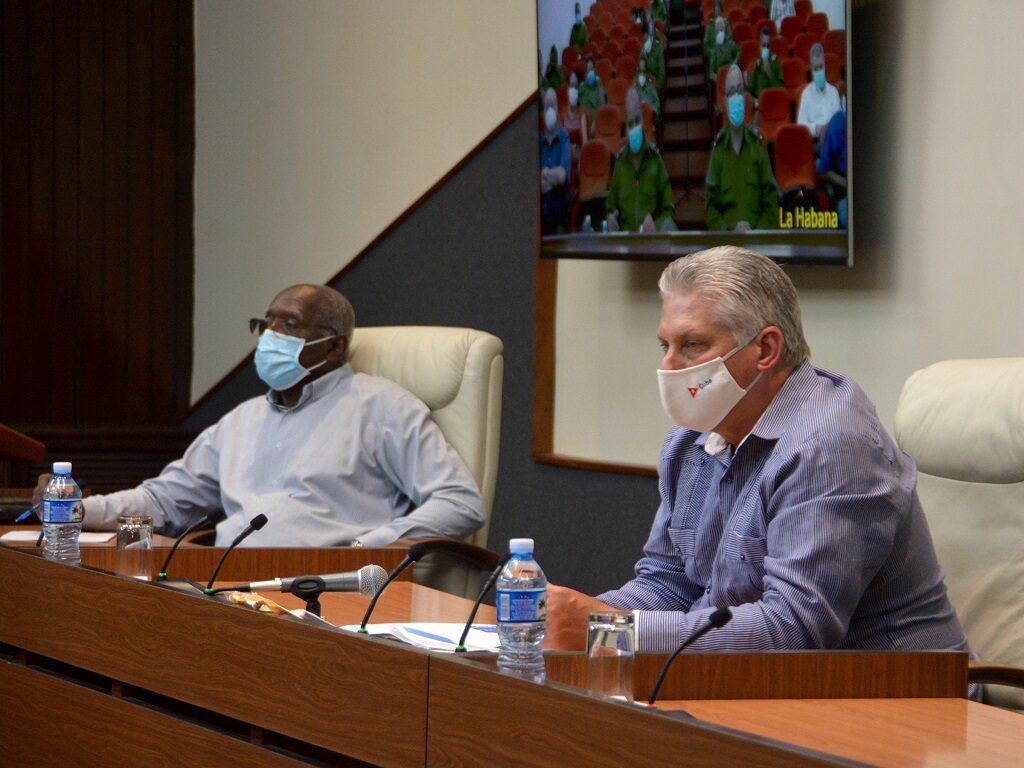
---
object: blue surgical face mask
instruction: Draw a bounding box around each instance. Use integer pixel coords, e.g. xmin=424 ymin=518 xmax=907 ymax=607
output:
xmin=813 ymin=68 xmax=826 ymax=90
xmin=727 ymin=92 xmax=745 ymax=128
xmin=644 ymin=36 xmax=653 ymax=54
xmin=628 ymin=122 xmax=643 ymax=153
xmin=761 ymin=46 xmax=770 ymax=61
xmin=587 ymin=69 xmax=595 ymax=86
xmin=575 ymin=11 xmax=581 ymax=23
xmin=255 ymin=330 xmax=335 ymax=391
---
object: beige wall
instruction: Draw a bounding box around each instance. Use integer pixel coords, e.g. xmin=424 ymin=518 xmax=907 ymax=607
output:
xmin=192 ymin=0 xmax=537 ymax=401
xmin=554 ymin=0 xmax=1024 ymax=465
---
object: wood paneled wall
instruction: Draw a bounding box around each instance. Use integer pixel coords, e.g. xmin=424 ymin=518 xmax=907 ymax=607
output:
xmin=0 ymin=0 xmax=194 ymax=486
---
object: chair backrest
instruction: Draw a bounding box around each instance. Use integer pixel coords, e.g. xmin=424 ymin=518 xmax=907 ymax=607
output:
xmin=806 ymin=12 xmax=829 ymax=40
xmin=780 ymin=15 xmax=802 ymax=42
xmin=555 ymin=84 xmax=569 ymax=119
xmin=894 ymin=358 xmax=1024 ymax=710
xmin=732 ymin=22 xmax=754 ymax=45
xmin=773 ymin=123 xmax=815 ymax=190
xmin=739 ymin=39 xmax=760 ymax=70
xmin=747 ymin=5 xmax=767 ymax=25
xmin=824 ymin=52 xmax=842 ymax=86
xmin=594 ymin=103 xmax=624 ymax=155
xmin=622 ymin=36 xmax=641 ymax=60
xmin=757 ymin=86 xmax=792 ymax=142
xmin=640 ymin=101 xmax=654 ymax=143
xmin=578 ymin=139 xmax=612 ymax=200
xmin=792 ymin=32 xmax=815 ymax=62
xmin=615 ymin=55 xmax=636 ymax=84
xmin=595 ymin=58 xmax=614 ymax=86
xmin=606 ymin=77 xmax=630 ymax=110
xmin=823 ymin=29 xmax=846 ymax=60
xmin=727 ymin=8 xmax=745 ymax=26
xmin=794 ymin=0 xmax=813 ymax=22
xmin=562 ymin=46 xmax=580 ymax=71
xmin=781 ymin=56 xmax=808 ymax=102
xmin=769 ymin=34 xmax=789 ymax=58
xmin=348 ymin=326 xmax=504 ymax=595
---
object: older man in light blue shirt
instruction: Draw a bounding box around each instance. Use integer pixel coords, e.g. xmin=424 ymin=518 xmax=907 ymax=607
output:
xmin=39 ymin=285 xmax=483 ymax=548
xmin=546 ymin=247 xmax=971 ymax=663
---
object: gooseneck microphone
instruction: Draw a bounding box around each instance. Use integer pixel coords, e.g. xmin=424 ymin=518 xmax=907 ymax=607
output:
xmin=455 ymin=551 xmax=512 ymax=652
xmin=646 ymin=607 xmax=733 ymax=707
xmin=158 ymin=510 xmax=227 ymax=581
xmin=204 ymin=514 xmax=268 ymax=593
xmin=356 ymin=538 xmax=501 ymax=632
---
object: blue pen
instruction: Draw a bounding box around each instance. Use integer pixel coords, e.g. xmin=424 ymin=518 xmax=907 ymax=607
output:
xmin=15 ymin=503 xmax=41 ymax=523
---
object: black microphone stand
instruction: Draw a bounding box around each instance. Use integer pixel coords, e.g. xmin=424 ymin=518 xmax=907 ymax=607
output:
xmin=455 ymin=552 xmax=512 ymax=652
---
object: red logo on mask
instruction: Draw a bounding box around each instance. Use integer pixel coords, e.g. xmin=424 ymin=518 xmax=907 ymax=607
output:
xmin=688 ymin=387 xmax=698 ymax=397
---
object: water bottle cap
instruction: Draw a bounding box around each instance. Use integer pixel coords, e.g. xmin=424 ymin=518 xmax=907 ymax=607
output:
xmin=52 ymin=461 xmax=72 ymax=475
xmin=509 ymin=538 xmax=534 ymax=554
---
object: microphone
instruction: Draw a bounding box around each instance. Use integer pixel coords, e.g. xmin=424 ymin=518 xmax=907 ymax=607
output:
xmin=356 ymin=538 xmax=500 ymax=632
xmin=230 ymin=564 xmax=388 ymax=598
xmin=455 ymin=551 xmax=512 ymax=652
xmin=204 ymin=513 xmax=268 ymax=593
xmin=157 ymin=510 xmax=227 ymax=581
xmin=646 ymin=607 xmax=733 ymax=707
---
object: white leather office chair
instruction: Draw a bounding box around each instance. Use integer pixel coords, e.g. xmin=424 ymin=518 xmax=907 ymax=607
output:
xmin=348 ymin=326 xmax=504 ymax=598
xmin=894 ymin=357 xmax=1024 ymax=710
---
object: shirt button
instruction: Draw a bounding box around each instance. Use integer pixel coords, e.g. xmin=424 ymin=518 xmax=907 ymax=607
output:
xmin=276 ymin=442 xmax=283 ymax=450
xmin=705 ymin=586 xmax=711 ymax=594
xmin=740 ymin=553 xmax=746 ymax=561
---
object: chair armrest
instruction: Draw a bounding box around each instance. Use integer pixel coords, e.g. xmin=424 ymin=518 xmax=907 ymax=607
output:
xmin=390 ymin=537 xmax=501 ymax=571
xmin=969 ymin=661 xmax=1024 ymax=688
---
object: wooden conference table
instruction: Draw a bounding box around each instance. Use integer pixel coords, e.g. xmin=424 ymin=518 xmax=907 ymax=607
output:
xmin=1 ymin=540 xmax=1021 ymax=767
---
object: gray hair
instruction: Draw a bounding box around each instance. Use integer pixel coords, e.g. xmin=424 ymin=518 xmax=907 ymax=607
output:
xmin=658 ymin=246 xmax=810 ymax=367
xmin=809 ymin=42 xmax=824 ymax=61
xmin=316 ymin=287 xmax=355 ymax=361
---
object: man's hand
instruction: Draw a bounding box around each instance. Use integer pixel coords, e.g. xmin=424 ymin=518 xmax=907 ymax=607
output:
xmin=640 ymin=214 xmax=656 ymax=233
xmin=32 ymin=473 xmax=52 ymax=508
xmin=544 ymin=584 xmax=614 ymax=651
xmin=606 ymin=211 xmax=620 ymax=232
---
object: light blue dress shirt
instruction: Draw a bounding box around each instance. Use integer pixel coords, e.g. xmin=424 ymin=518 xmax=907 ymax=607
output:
xmin=83 ymin=364 xmax=484 ymax=548
xmin=599 ymin=363 xmax=971 ymax=657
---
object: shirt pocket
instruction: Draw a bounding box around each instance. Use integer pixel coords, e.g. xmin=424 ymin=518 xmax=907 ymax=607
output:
xmin=721 ymin=532 xmax=768 ymax=604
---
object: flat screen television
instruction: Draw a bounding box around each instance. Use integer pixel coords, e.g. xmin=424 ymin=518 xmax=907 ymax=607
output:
xmin=537 ymin=0 xmax=851 ymax=265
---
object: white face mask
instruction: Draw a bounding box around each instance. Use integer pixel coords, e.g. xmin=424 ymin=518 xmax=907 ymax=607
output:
xmin=657 ymin=336 xmax=762 ymax=432
xmin=568 ymin=86 xmax=579 ymax=107
xmin=715 ymin=30 xmax=725 ymax=46
xmin=638 ymin=74 xmax=646 ymax=87
xmin=544 ymin=106 xmax=557 ymax=132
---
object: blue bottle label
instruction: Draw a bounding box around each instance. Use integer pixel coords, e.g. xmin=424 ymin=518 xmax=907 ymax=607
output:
xmin=42 ymin=500 xmax=84 ymax=524
xmin=496 ymin=588 xmax=547 ymax=622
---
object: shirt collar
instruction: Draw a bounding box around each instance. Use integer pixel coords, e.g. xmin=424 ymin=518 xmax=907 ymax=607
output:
xmin=266 ymin=363 xmax=353 ymax=412
xmin=746 ymin=361 xmax=817 ymax=443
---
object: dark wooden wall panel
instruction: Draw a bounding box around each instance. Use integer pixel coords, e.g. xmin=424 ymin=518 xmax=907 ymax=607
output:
xmin=0 ymin=0 xmax=195 ymax=487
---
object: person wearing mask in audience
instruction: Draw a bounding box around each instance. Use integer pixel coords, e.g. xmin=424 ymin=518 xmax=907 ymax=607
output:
xmin=817 ymin=90 xmax=848 ymax=227
xmin=606 ymin=88 xmax=677 ymax=233
xmin=644 ymin=17 xmax=666 ymax=95
xmin=747 ymin=24 xmax=784 ymax=102
xmin=543 ymin=246 xmax=975 ymax=669
xmin=540 ymin=87 xmax=571 ymax=235
xmin=569 ymin=2 xmax=588 ymax=50
xmin=649 ymin=0 xmax=668 ymax=26
xmin=797 ymin=43 xmax=841 ymax=145
xmin=543 ymin=44 xmax=565 ymax=91
xmin=705 ymin=65 xmax=779 ymax=231
xmin=33 ymin=285 xmax=485 ymax=548
xmin=704 ymin=1 xmax=731 ymax=61
xmin=578 ymin=55 xmax=606 ymax=125
xmin=634 ymin=55 xmax=661 ymax=122
xmin=563 ymin=71 xmax=590 ymax=149
xmin=770 ymin=0 xmax=796 ymax=26
xmin=708 ymin=17 xmax=740 ymax=84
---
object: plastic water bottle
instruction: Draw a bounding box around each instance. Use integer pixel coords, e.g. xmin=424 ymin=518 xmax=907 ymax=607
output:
xmin=496 ymin=538 xmax=547 ymax=682
xmin=581 ymin=215 xmax=594 ymax=232
xmin=41 ymin=461 xmax=84 ymax=565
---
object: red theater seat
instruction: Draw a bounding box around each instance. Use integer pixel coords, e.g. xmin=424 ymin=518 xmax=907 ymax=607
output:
xmin=578 ymin=140 xmax=612 ymax=201
xmin=823 ymin=29 xmax=846 ymax=60
xmin=780 ymin=15 xmax=802 ymax=43
xmin=824 ymin=52 xmax=842 ymax=85
xmin=806 ymin=12 xmax=829 ymax=41
xmin=770 ymin=35 xmax=789 ymax=58
xmin=622 ymin=37 xmax=641 ymax=60
xmin=594 ymin=104 xmax=624 ymax=155
xmin=757 ymin=87 xmax=791 ymax=142
xmin=793 ymin=33 xmax=815 ymax=62
xmin=733 ymin=23 xmax=754 ymax=44
xmin=794 ymin=0 xmax=813 ymax=24
xmin=728 ymin=8 xmax=745 ymax=26
xmin=562 ymin=47 xmax=580 ymax=71
xmin=740 ymin=40 xmax=760 ymax=70
xmin=781 ymin=57 xmax=808 ymax=102
xmin=641 ymin=102 xmax=655 ymax=143
xmin=596 ymin=59 xmax=614 ymax=85
xmin=602 ymin=41 xmax=622 ymax=61
xmin=615 ymin=55 xmax=637 ymax=83
xmin=606 ymin=77 xmax=630 ymax=110
xmin=774 ymin=124 xmax=816 ymax=192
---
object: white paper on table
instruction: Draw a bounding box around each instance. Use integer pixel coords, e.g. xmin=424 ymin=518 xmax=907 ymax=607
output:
xmin=339 ymin=622 xmax=499 ymax=653
xmin=1 ymin=531 xmax=115 ymax=544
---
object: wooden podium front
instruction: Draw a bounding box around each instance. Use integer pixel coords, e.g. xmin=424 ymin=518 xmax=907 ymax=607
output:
xmin=3 ymin=544 xmax=1016 ymax=767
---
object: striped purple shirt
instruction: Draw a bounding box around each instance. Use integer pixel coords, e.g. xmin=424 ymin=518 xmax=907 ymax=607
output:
xmin=598 ymin=363 xmax=971 ymax=657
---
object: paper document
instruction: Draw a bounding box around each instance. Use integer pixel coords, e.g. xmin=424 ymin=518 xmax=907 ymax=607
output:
xmin=1 ymin=531 xmax=115 ymax=544
xmin=340 ymin=622 xmax=500 ymax=653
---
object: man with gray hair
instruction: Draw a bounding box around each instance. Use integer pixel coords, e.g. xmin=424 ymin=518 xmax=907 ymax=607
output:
xmin=35 ymin=284 xmax=484 ymax=549
xmin=797 ymin=42 xmax=841 ymax=144
xmin=546 ymin=247 xmax=971 ymax=661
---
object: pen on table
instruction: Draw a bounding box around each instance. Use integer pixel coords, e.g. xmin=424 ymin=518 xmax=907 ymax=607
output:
xmin=15 ymin=503 xmax=41 ymax=523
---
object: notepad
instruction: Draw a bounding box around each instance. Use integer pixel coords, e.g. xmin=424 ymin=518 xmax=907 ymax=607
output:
xmin=0 ymin=531 xmax=116 ymax=544
xmin=339 ymin=622 xmax=500 ymax=653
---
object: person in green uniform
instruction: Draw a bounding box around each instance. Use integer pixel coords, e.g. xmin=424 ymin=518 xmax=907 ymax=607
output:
xmin=578 ymin=56 xmax=605 ymax=125
xmin=543 ymin=45 xmax=564 ymax=91
xmin=644 ymin=21 xmax=666 ymax=94
xmin=705 ymin=65 xmax=779 ymax=231
xmin=607 ymin=88 xmax=677 ymax=233
xmin=708 ymin=17 xmax=740 ymax=83
xmin=649 ymin=0 xmax=668 ymax=26
xmin=703 ymin=1 xmax=732 ymax=61
xmin=635 ymin=55 xmax=661 ymax=121
xmin=569 ymin=2 xmax=588 ymax=50
xmin=748 ymin=25 xmax=784 ymax=102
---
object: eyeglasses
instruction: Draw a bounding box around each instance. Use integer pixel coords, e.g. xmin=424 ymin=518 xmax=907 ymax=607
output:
xmin=725 ymin=85 xmax=745 ymax=98
xmin=249 ymin=317 xmax=336 ymax=339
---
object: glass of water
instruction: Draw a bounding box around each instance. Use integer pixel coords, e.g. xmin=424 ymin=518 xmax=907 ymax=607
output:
xmin=586 ymin=610 xmax=635 ymax=702
xmin=116 ymin=514 xmax=154 ymax=580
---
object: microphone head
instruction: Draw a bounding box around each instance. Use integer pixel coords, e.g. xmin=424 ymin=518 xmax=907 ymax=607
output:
xmin=250 ymin=514 xmax=269 ymax=531
xmin=709 ymin=607 xmax=733 ymax=629
xmin=358 ymin=564 xmax=388 ymax=597
xmin=207 ymin=509 xmax=227 ymax=525
xmin=407 ymin=543 xmax=429 ymax=561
